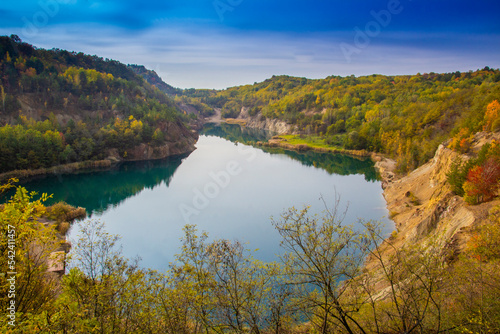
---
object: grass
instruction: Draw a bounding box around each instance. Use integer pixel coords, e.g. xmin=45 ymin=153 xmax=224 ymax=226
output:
xmin=271 ymin=135 xmax=370 ymax=157
xmin=225 ymin=118 xmax=248 ymax=126
xmin=278 ymin=135 xmax=339 ymax=150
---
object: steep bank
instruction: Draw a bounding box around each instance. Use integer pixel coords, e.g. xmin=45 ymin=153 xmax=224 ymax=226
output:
xmin=372 ymin=132 xmax=500 ymax=267
xmin=107 ymin=121 xmax=198 ymax=162
xmin=0 ymin=160 xmax=113 ymax=183
xmin=202 ymin=106 xmax=294 ymax=135
xmin=235 ymin=107 xmax=294 ymax=134
xmin=0 ymin=36 xmax=198 ymax=175
xmin=243 ymin=115 xmax=294 ymax=135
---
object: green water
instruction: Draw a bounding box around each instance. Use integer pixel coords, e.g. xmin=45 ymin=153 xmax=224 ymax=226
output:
xmin=6 ymin=124 xmax=391 ymax=269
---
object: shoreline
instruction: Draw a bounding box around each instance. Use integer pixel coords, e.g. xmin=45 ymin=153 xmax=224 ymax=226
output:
xmin=255 ymin=136 xmax=372 ymax=158
xmin=0 ymin=160 xmax=114 ymax=183
xmin=0 ymin=147 xmax=197 ymax=184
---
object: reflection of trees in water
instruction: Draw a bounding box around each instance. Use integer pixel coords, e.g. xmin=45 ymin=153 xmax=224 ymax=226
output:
xmin=261 ymin=147 xmax=379 ymax=182
xmin=202 ymin=123 xmax=378 ymax=181
xmin=4 ymin=125 xmax=379 ymax=216
xmin=6 ymin=155 xmax=187 ymax=216
xmin=201 ymin=123 xmax=272 ymax=143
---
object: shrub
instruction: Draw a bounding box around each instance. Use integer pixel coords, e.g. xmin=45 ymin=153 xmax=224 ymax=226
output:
xmin=46 ymin=202 xmax=86 ymax=222
xmin=463 ymin=158 xmax=500 ymax=204
xmin=58 ymin=221 xmax=70 ymax=235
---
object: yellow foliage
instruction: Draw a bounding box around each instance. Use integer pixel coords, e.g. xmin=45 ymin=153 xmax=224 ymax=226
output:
xmin=449 ymin=127 xmax=472 ymax=153
xmin=484 ymin=100 xmax=500 ymax=132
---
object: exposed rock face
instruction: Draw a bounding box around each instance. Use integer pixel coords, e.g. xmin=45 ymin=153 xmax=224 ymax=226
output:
xmin=377 ymin=135 xmax=500 ymax=263
xmin=222 ymin=106 xmax=293 ymax=134
xmin=111 ymin=121 xmax=198 ymax=161
xmin=107 ymin=120 xmax=198 ymax=164
xmin=245 ymin=116 xmax=294 ymax=135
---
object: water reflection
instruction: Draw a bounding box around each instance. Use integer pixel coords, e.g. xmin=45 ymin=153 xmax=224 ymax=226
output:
xmin=6 ymin=154 xmax=187 ymax=216
xmin=5 ymin=124 xmax=378 ymax=215
xmin=260 ymin=147 xmax=378 ymax=182
xmin=204 ymin=123 xmax=378 ymax=182
xmin=2 ymin=124 xmax=390 ymax=269
xmin=201 ymin=123 xmax=272 ymax=143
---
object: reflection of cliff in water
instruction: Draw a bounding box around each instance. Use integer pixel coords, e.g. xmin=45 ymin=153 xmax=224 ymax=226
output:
xmin=201 ymin=123 xmax=272 ymax=143
xmin=5 ymin=154 xmax=187 ymax=216
xmin=261 ymin=147 xmax=379 ymax=182
xmin=202 ymin=124 xmax=378 ymax=182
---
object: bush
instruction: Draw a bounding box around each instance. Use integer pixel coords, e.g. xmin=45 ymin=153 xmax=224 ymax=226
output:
xmin=46 ymin=202 xmax=86 ymax=222
xmin=58 ymin=221 xmax=70 ymax=235
xmin=463 ymin=158 xmax=500 ymax=205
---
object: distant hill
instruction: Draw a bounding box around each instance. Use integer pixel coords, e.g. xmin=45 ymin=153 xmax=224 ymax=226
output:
xmin=128 ymin=64 xmax=216 ymax=120
xmin=181 ymin=71 xmax=500 ymax=172
xmin=128 ymin=64 xmax=182 ymax=96
xmin=0 ymin=35 xmax=197 ymax=173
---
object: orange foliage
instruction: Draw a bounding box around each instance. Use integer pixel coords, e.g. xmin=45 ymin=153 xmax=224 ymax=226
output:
xmin=464 ymin=158 xmax=500 ymax=204
xmin=25 ymin=67 xmax=37 ymax=77
xmin=483 ymin=100 xmax=500 ymax=132
xmin=448 ymin=127 xmax=472 ymax=153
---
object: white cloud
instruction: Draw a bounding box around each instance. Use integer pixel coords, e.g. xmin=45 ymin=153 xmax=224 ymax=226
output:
xmin=0 ymin=23 xmax=498 ymax=89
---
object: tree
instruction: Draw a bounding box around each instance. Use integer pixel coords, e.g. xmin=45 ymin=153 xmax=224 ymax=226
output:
xmin=173 ymin=225 xmax=295 ymax=334
xmin=464 ymin=158 xmax=500 ymax=204
xmin=359 ymin=223 xmax=449 ymax=333
xmin=49 ymin=219 xmax=150 ymax=333
xmin=271 ymin=198 xmax=372 ymax=334
xmin=0 ymin=183 xmax=62 ymax=331
xmin=445 ymin=206 xmax=500 ymax=332
xmin=484 ymin=100 xmax=500 ymax=132
xmin=172 ymin=225 xmax=218 ymax=332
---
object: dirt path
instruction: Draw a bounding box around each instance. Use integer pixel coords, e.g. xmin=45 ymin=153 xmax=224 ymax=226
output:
xmin=205 ymin=107 xmax=222 ymax=123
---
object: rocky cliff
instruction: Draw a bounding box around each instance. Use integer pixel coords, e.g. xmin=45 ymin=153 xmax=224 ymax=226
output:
xmin=234 ymin=107 xmax=295 ymax=134
xmin=107 ymin=121 xmax=198 ymax=162
xmin=374 ymin=132 xmax=500 ymax=264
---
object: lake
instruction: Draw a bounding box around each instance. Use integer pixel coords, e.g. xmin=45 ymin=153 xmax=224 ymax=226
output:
xmin=8 ymin=124 xmax=391 ymax=269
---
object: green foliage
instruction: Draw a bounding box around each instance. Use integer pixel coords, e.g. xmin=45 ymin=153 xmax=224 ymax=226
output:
xmin=447 ymin=157 xmax=471 ymax=196
xmin=0 ymin=184 xmax=63 ymax=329
xmin=3 ymin=184 xmax=500 ymax=333
xmin=182 ymin=69 xmax=500 ymax=172
xmin=0 ymin=35 xmax=191 ymax=173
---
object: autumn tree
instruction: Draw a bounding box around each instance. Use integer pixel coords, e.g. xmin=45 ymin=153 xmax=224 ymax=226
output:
xmin=173 ymin=225 xmax=293 ymax=334
xmin=463 ymin=157 xmax=500 ymax=204
xmin=44 ymin=219 xmax=154 ymax=333
xmin=0 ymin=182 xmax=63 ymax=332
xmin=484 ymin=100 xmax=500 ymax=132
xmin=272 ymin=199 xmax=372 ymax=334
xmin=359 ymin=223 xmax=449 ymax=333
xmin=445 ymin=206 xmax=500 ymax=332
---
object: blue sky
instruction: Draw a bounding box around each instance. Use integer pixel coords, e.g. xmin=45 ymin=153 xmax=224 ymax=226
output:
xmin=1 ymin=0 xmax=499 ymax=89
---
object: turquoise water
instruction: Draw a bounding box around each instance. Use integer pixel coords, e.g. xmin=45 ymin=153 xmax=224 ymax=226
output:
xmin=8 ymin=125 xmax=391 ymax=269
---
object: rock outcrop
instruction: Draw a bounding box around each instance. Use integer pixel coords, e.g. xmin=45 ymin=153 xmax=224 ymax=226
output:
xmin=375 ymin=132 xmax=500 ymax=264
xmin=117 ymin=121 xmax=198 ymax=161
xmin=244 ymin=116 xmax=294 ymax=135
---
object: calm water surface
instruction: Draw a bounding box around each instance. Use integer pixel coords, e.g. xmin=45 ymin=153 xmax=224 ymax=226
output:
xmin=10 ymin=124 xmax=391 ymax=269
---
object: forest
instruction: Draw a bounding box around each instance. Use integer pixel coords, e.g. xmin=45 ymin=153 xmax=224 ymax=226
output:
xmin=1 ymin=182 xmax=499 ymax=333
xmin=177 ymin=68 xmax=500 ymax=172
xmin=0 ymin=35 xmax=193 ymax=173
xmin=1 ymin=34 xmax=500 ymax=333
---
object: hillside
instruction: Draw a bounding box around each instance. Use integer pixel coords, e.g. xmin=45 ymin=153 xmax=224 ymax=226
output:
xmin=127 ymin=64 xmax=182 ymax=96
xmin=177 ymin=70 xmax=500 ymax=172
xmin=372 ymin=131 xmax=500 ymax=261
xmin=0 ymin=35 xmax=197 ymax=174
